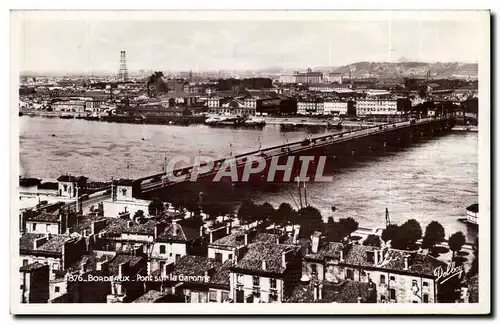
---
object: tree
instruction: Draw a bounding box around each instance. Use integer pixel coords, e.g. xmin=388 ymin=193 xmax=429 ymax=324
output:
xmin=297 ymin=206 xmax=323 ymax=239
xmin=391 ymin=219 xmax=422 ymax=250
xmin=363 ymin=234 xmax=381 ymax=248
xmin=259 ymin=202 xmax=275 ymax=226
xmin=148 ymin=198 xmax=164 ymax=217
xmin=448 ymin=231 xmax=466 ymax=259
xmin=338 ymin=217 xmax=359 ymax=239
xmin=273 ymin=203 xmax=294 ymax=226
xmin=133 ymin=209 xmax=144 ymax=222
xmin=468 ymin=238 xmax=478 ymax=278
xmin=422 ymin=221 xmax=445 ymax=249
xmin=381 ymin=224 xmax=399 ymax=243
xmin=325 ymin=217 xmax=345 ymax=242
xmin=238 ymin=200 xmax=257 ymax=226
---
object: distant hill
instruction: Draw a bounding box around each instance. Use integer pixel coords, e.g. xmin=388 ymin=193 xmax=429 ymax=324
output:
xmin=334 ymin=62 xmax=478 ymax=79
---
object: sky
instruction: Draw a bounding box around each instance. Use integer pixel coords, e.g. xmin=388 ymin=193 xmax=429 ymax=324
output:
xmin=17 ymin=12 xmax=486 ymax=74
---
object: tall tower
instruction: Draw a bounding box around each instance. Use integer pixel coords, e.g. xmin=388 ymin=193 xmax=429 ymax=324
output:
xmin=118 ymin=50 xmax=129 ymax=82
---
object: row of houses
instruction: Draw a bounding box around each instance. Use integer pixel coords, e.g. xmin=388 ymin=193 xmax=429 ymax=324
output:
xmin=18 ymin=181 xmax=467 ymax=304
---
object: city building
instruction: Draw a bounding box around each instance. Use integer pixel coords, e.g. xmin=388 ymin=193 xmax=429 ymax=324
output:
xmin=293 ymin=68 xmax=323 ymax=84
xmin=103 ymin=179 xmax=152 ymax=218
xmin=324 ymin=72 xmax=343 ymax=84
xmin=229 ymin=242 xmax=302 ymax=303
xmin=297 ymin=99 xmax=324 ymax=115
xmin=20 ymin=262 xmax=50 ymax=303
xmin=355 ymin=99 xmax=402 ymax=116
xmin=323 ymin=100 xmax=349 ymax=116
xmin=301 ymin=235 xmax=446 ymax=303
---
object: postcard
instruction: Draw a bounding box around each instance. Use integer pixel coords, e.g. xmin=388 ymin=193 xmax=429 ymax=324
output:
xmin=10 ymin=10 xmax=490 ymax=315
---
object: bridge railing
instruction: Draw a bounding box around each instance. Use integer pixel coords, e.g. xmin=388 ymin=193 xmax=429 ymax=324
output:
xmin=138 ymin=116 xmax=448 ymax=191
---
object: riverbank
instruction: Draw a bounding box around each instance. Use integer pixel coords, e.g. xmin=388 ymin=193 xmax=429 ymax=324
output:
xmin=452 ymin=126 xmax=479 ymax=132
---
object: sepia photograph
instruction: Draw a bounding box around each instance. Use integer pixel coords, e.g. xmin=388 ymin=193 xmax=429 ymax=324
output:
xmin=10 ymin=10 xmax=490 ymax=314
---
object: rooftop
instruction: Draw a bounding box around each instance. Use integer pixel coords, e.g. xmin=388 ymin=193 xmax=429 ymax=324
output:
xmin=19 ymin=233 xmax=73 ymax=254
xmin=232 ymin=242 xmax=299 ymax=275
xmin=26 ymin=210 xmax=60 ymax=223
xmin=20 ymin=262 xmax=47 ymax=272
xmin=156 ymin=222 xmax=201 ymax=242
xmin=19 ymin=177 xmax=42 ymax=187
xmin=123 ymin=219 xmax=158 ymax=236
xmin=132 ymin=290 xmax=167 ymax=303
xmin=304 ymin=242 xmax=343 ymax=261
xmin=57 ymin=175 xmax=77 ymax=182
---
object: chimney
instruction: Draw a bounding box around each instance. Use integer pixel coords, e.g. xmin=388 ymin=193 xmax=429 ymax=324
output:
xmin=311 ymin=233 xmax=320 ymax=254
xmin=357 ymin=296 xmax=362 ymax=303
xmin=374 ymin=249 xmax=379 ymax=265
xmin=404 ymin=255 xmax=409 ymax=270
xmin=199 ymin=226 xmax=204 ymax=237
xmin=118 ymin=262 xmax=127 ymax=278
xmin=262 ymin=260 xmax=267 ymax=271
xmin=244 ymin=233 xmax=248 ymax=246
xmin=226 ymin=222 xmax=231 ymax=235
xmin=318 ymin=283 xmax=323 ymax=300
xmin=209 ymin=230 xmax=213 ymax=244
xmin=128 ymin=221 xmax=134 ymax=228
xmin=313 ymin=283 xmax=319 ymax=301
xmin=339 ymin=249 xmax=344 ymax=262
xmin=80 ymin=259 xmax=89 ymax=274
xmin=281 ymin=251 xmax=288 ymax=268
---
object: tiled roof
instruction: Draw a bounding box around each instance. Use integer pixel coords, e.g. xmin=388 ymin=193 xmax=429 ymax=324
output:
xmin=305 ymin=242 xmax=343 ymax=261
xmin=232 ymin=242 xmax=299 ymax=275
xmin=132 ymin=290 xmax=167 ymax=303
xmin=209 ymin=260 xmax=232 ymax=288
xmin=254 ymin=233 xmax=280 ymax=244
xmin=101 ymin=218 xmax=132 ymax=237
xmin=20 ymin=262 xmax=47 ymax=272
xmin=19 ymin=233 xmax=45 ymax=251
xmin=342 ymin=244 xmax=446 ymax=277
xmin=210 ymin=231 xmax=246 ymax=248
xmin=67 ymin=250 xmax=115 ymax=272
xmin=157 ymin=223 xmax=200 ymax=242
xmin=37 ymin=235 xmax=72 ymax=253
xmin=26 ymin=211 xmax=60 ymax=223
xmin=107 ymin=254 xmax=144 ymax=276
xmin=123 ymin=220 xmax=158 ymax=235
xmin=170 ymin=255 xmax=220 ymax=278
xmin=71 ymin=216 xmax=113 ymax=233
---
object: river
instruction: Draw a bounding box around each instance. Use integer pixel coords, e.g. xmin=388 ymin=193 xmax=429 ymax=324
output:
xmin=19 ymin=116 xmax=478 ymax=241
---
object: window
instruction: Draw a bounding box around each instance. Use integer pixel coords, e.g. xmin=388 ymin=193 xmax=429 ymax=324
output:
xmin=215 ymin=253 xmax=222 ymax=263
xmin=159 ymin=245 xmax=166 ymax=254
xmin=209 ymin=290 xmax=218 ymax=302
xmin=389 ymin=289 xmax=396 ymax=300
xmin=169 ymin=253 xmax=172 ymax=257
xmin=175 ymin=254 xmax=180 ymax=262
xmin=423 ymin=281 xmax=429 ymax=287
xmin=380 ymin=295 xmax=386 ymax=302
xmin=390 ymin=276 xmax=395 ymax=281
xmin=237 ymin=274 xmax=244 ymax=285
xmin=270 ymin=278 xmax=277 ymax=289
xmin=52 ymin=263 xmax=59 ymax=271
xmin=32 ymin=223 xmax=37 ymax=231
xmin=412 ymin=279 xmax=418 ymax=287
xmin=269 ymin=292 xmax=278 ymax=303
xmin=23 ymin=259 xmax=28 ymax=266
xmin=311 ymin=264 xmax=317 ymax=275
xmin=46 ymin=224 xmax=50 ymax=232
xmin=380 ymin=275 xmax=386 ymax=285
xmin=236 ymin=289 xmax=244 ymax=303
xmin=228 ymin=254 xmax=233 ymax=260
xmin=253 ymin=276 xmax=260 ymax=287
xmin=222 ymin=291 xmax=229 ymax=302
xmin=55 ymin=286 xmax=60 ymax=293
xmin=346 ymin=269 xmax=354 ymax=280
xmin=423 ymin=294 xmax=429 ymax=303
xmin=121 ymin=188 xmax=127 ymax=196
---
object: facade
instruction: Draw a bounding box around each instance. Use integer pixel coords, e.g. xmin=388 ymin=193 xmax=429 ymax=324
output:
xmin=293 ymin=69 xmax=323 ymax=84
xmin=466 ymin=203 xmax=478 ymax=224
xmin=301 ymin=236 xmax=446 ymax=303
xmin=20 ymin=262 xmax=50 ymax=303
xmin=229 ymin=242 xmax=302 ymax=303
xmin=103 ymin=179 xmax=151 ymax=218
xmin=297 ymin=100 xmax=324 ymax=115
xmin=325 ymin=72 xmax=343 ymax=84
xmin=50 ymin=99 xmax=86 ymax=112
xmin=323 ymin=101 xmax=349 ymax=116
xmin=355 ymin=99 xmax=400 ymax=116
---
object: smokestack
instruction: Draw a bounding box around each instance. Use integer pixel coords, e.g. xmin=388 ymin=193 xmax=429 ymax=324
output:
xmin=244 ymin=233 xmax=248 ymax=246
xmin=199 ymin=226 xmax=204 ymax=237
xmin=339 ymin=249 xmax=344 ymax=262
xmin=282 ymin=251 xmax=288 ymax=268
xmin=318 ymin=284 xmax=323 ymax=300
xmin=262 ymin=260 xmax=267 ymax=271
xmin=313 ymin=283 xmax=319 ymax=301
xmin=209 ymin=230 xmax=213 ymax=244
xmin=404 ymin=255 xmax=409 ymax=270
xmin=226 ymin=222 xmax=231 ymax=235
xmin=374 ymin=249 xmax=379 ymax=265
